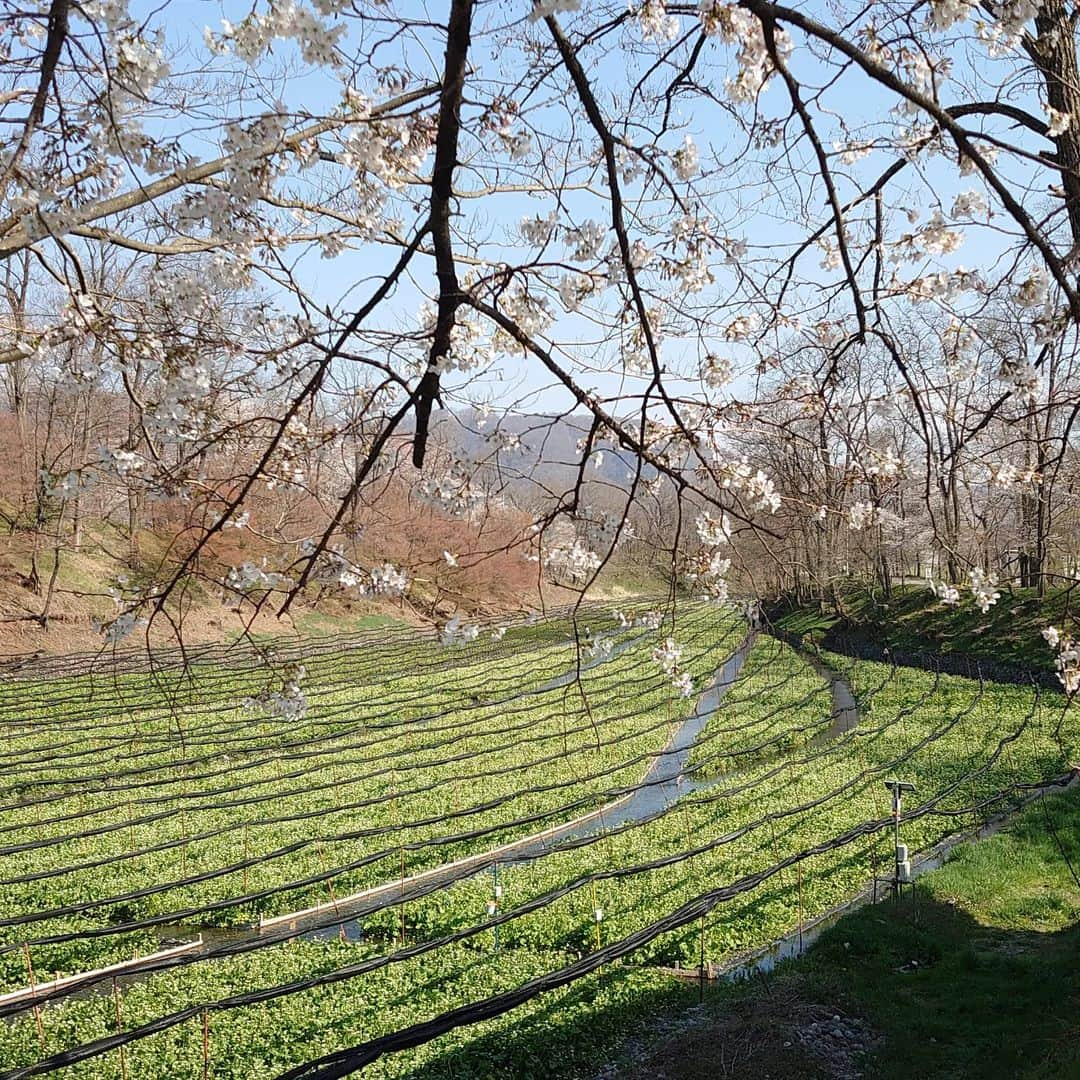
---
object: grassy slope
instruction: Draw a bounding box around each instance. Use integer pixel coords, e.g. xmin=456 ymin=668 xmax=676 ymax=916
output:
xmin=771 ymin=582 xmax=1080 ymax=674
xmin=0 ymin=518 xmax=673 ymax=657
xmin=611 ymin=783 xmax=1080 ymax=1080
xmin=802 ymin=786 xmax=1080 ymax=1078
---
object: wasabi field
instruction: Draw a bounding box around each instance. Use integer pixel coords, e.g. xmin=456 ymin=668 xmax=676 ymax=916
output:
xmin=0 ymin=601 xmax=1074 ymax=1078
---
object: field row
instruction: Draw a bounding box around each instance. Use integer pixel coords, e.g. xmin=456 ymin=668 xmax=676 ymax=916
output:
xmin=0 ymin=603 xmax=741 ymax=989
xmin=0 ymin=622 xmax=1074 ymax=1078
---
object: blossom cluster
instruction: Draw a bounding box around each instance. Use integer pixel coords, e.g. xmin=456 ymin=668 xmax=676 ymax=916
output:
xmin=528 ymin=0 xmax=579 ymax=22
xmin=652 ymin=636 xmax=693 ymax=697
xmin=701 ymin=354 xmax=735 ymax=390
xmin=1042 ymin=627 xmax=1079 ymax=695
xmin=638 ymin=0 xmax=679 ymax=42
xmin=544 ymin=539 xmax=603 ymax=581
xmin=244 ymin=663 xmax=308 ymax=721
xmin=587 ymin=634 xmax=615 ymax=660
xmin=227 ymin=561 xmax=293 ymax=594
xmin=441 ymin=616 xmax=481 ymax=646
xmin=987 ymin=462 xmax=1039 ymax=488
xmin=968 ymin=568 xmax=1001 ymax=614
xmin=369 ymin=562 xmax=409 ymax=597
xmin=696 ymin=511 xmax=732 ymax=547
xmin=207 ymin=2 xmax=346 ymax=67
xmin=996 ymin=357 xmax=1041 ymax=404
xmin=929 ymin=579 xmax=961 ymax=605
xmin=92 ymin=610 xmax=150 ymax=645
xmin=847 ymin=501 xmax=883 ymax=532
xmin=417 ymin=465 xmax=489 ymax=519
xmin=712 ymin=459 xmax=782 ymax=513
xmin=929 ymin=569 xmax=1000 ymax=614
xmin=698 ymin=0 xmax=792 ymax=103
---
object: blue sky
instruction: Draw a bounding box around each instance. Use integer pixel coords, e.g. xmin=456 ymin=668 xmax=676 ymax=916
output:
xmin=138 ymin=0 xmax=1054 ymax=416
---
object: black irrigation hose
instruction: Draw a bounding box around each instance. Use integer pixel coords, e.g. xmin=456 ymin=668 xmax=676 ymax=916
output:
xmin=0 ymin=622 xmax=651 ymax=764
xmin=19 ymin=596 xmax=644 ymax=678
xmin=0 ymin=626 xmax=477 ymax=725
xmin=0 ymin=637 xmax=827 ymax=980
xmin=0 ymin=652 xmax=902 ymax=981
xmin=0 ymin=622 xmax=699 ymax=809
xmin=0 ymin=642 xmax=579 ymax=791
xmin=0 ymin=602 xmax=642 ymax=751
xmin=0 ymin=600 xmax=702 ymax=769
xmin=0 ymin=605 xmax=620 ymax=744
xmin=278 ymin=768 xmax=1063 ymax=1080
xmin=0 ymin=629 xmax=594 ymax=774
xmin=0 ymin=600 xmax=622 ymax=683
xmin=0 ymin=705 xmax=1002 ymax=1042
xmin=0 ymin=652 xmax=979 ymax=1016
xmin=0 ymin=633 xmax=573 ymax=766
xmin=0 ymin=601 xmax=664 ymax=727
xmin=0 ymin=619 xmax=735 ymax=861
xmin=0 ymin=637 xmax=663 ymax=846
xmin=0 ymin=622 xmax=727 ymax=821
xmin=0 ymin=634 xmax=815 ymax=898
xmin=0 ymin=669 xmax=725 ymax=898
xmin=0 ymin=604 xmax=709 ymax=776
xmin=0 ymin=640 xmax=622 ymax=820
xmin=0 ymin=630 xmax=1036 ymax=1062
xmin=0 ymin=631 xmax=762 ymax=884
xmin=0 ymin=628 xmax=755 ymax=933
xmin=4 ymin=748 xmax=1065 ymax=1080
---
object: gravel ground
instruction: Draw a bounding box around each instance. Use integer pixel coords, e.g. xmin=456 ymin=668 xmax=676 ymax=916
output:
xmin=596 ymin=980 xmax=879 ymax=1080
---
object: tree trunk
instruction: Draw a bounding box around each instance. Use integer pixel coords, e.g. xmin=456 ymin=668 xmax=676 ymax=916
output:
xmin=1035 ymin=1 xmax=1080 ymax=248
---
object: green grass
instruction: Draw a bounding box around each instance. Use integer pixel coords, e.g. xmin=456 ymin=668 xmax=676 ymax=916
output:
xmin=771 ymin=582 xmax=1080 ymax=674
xmin=607 ymin=784 xmax=1080 ymax=1080
xmin=233 ymin=606 xmax=405 ymax=641
xmin=790 ymin=784 xmax=1080 ymax=1079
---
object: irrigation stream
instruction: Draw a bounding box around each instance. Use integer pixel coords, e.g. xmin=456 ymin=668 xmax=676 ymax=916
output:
xmin=8 ymin=633 xmax=867 ymax=1005
xmin=174 ymin=633 xmax=759 ymax=946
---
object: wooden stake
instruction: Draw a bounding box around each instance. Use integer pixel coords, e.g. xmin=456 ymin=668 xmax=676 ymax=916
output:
xmin=591 ymin=880 xmax=601 ymax=951
xmin=316 ymin=841 xmax=339 ymax=915
xmin=698 ymin=913 xmax=706 ymax=1004
xmin=399 ymin=847 xmax=407 ymax=945
xmin=23 ymin=943 xmax=45 ymax=1053
xmin=112 ymin=978 xmax=128 ymax=1080
xmin=202 ymin=1009 xmax=210 ymax=1080
xmin=797 ymin=859 xmax=804 ymax=955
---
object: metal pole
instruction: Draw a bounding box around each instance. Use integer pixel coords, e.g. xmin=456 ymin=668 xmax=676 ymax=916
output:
xmin=883 ymin=779 xmax=915 ymax=899
xmin=698 ymin=914 xmax=705 ymax=1003
xmin=893 ymin=785 xmax=902 ymax=894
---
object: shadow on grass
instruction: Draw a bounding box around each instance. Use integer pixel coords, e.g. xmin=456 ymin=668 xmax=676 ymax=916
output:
xmin=390 ymin=895 xmax=1079 ymax=1080
xmin=789 ymin=889 xmax=1080 ymax=1079
xmin=391 ymin=789 xmax=1080 ymax=1080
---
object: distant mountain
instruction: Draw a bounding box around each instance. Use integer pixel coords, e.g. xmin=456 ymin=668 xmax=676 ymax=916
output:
xmin=424 ymin=409 xmax=652 ymax=501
